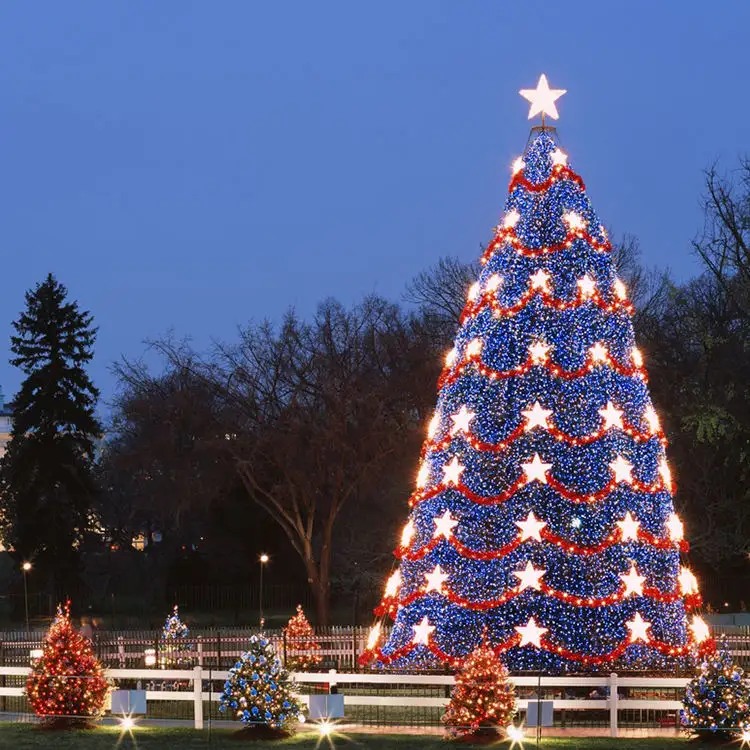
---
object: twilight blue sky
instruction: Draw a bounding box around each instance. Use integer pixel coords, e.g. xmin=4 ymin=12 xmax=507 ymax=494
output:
xmin=0 ymin=1 xmax=747 ymax=407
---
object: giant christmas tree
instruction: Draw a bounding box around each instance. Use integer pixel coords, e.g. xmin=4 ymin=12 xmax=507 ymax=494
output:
xmin=362 ymin=76 xmax=712 ymax=672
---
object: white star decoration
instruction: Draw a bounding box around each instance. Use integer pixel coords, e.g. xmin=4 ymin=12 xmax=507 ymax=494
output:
xmin=550 ymin=148 xmax=568 ymax=167
xmin=516 ymin=512 xmax=547 ymax=542
xmin=589 ymin=341 xmax=609 ymax=363
xmin=522 ymin=454 xmax=552 ymax=484
xmin=450 ymin=406 xmax=475 ymax=435
xmin=577 ymin=274 xmax=596 ymax=298
xmin=643 ymin=405 xmax=661 ymax=433
xmin=614 ymin=278 xmax=628 ymax=300
xmin=616 ymin=512 xmax=640 ymax=541
xmin=511 ymin=157 xmax=525 ymax=175
xmin=427 ymin=412 xmax=440 ymax=439
xmin=486 ymin=274 xmax=503 ymax=292
xmin=679 ymin=566 xmax=698 ymax=595
xmin=599 ymin=402 xmax=624 ymax=430
xmin=519 ymin=74 xmax=567 ymax=121
xmin=466 ymin=338 xmax=483 ymax=358
xmin=522 ymin=401 xmax=553 ymax=431
xmin=666 ymin=513 xmax=684 ymax=541
xmin=658 ymin=458 xmax=672 ymax=488
xmin=515 ymin=617 xmax=548 ymax=647
xmin=626 ymin=612 xmax=651 ymax=643
xmin=366 ymin=622 xmax=381 ymax=650
xmin=401 ymin=520 xmax=415 ymax=547
xmin=433 ymin=510 xmax=458 ymax=539
xmin=442 ymin=457 xmax=465 ymax=487
xmin=384 ymin=570 xmax=401 ymax=598
xmin=529 ymin=340 xmax=551 ymax=364
xmin=424 ymin=565 xmax=448 ymax=593
xmin=514 ymin=561 xmax=546 ymax=591
xmin=412 ymin=616 xmax=435 ymax=645
xmin=609 ymin=455 xmax=633 ymax=484
xmin=504 ymin=210 xmax=520 ymax=229
xmin=529 ymin=269 xmax=551 ymax=291
xmin=620 ymin=564 xmax=645 ymax=597
xmin=563 ymin=211 xmax=586 ymax=232
xmin=416 ymin=462 xmax=430 ymax=489
xmin=467 ymin=282 xmax=480 ymax=301
xmin=690 ymin=616 xmax=710 ymax=644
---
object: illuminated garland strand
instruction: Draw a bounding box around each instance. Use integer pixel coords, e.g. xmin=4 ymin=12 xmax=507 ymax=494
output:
xmin=395 ymin=526 xmax=688 ymax=563
xmin=422 ymin=420 xmax=666 ymax=459
xmin=408 ymin=474 xmax=669 ymax=509
xmin=438 ymin=350 xmax=647 ymax=390
xmin=375 ymin=579 xmax=701 ymax=618
xmin=362 ymin=629 xmax=708 ymax=669
xmin=480 ymin=226 xmax=611 ymax=263
xmin=509 ymin=164 xmax=585 ymax=194
xmin=460 ymin=284 xmax=634 ymax=324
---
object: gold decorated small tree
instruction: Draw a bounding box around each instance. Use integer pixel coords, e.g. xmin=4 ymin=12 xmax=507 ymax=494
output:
xmin=283 ymin=604 xmax=322 ymax=671
xmin=443 ymin=635 xmax=517 ymax=741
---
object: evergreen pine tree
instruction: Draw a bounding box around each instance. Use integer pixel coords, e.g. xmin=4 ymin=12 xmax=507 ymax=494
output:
xmin=283 ymin=604 xmax=322 ymax=671
xmin=442 ymin=635 xmax=517 ymax=740
xmin=219 ymin=634 xmax=305 ymax=733
xmin=26 ymin=602 xmax=109 ymax=725
xmin=0 ymin=274 xmax=100 ymax=596
xmin=681 ymin=640 xmax=750 ymax=741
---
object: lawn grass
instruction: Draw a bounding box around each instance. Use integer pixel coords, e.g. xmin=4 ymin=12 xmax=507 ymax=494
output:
xmin=0 ymin=724 xmax=698 ymax=749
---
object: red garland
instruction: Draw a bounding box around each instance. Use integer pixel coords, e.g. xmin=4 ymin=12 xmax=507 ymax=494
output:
xmin=360 ymin=629 xmax=698 ymax=668
xmin=423 ymin=421 xmax=667 ymax=461
xmin=408 ymin=472 xmax=669 ymax=510
xmin=395 ymin=526 xmax=685 ymax=564
xmin=509 ymin=164 xmax=586 ymax=194
xmin=437 ymin=351 xmax=647 ymax=391
xmin=460 ymin=285 xmax=634 ymax=326
xmin=481 ymin=226 xmax=612 ymax=264
xmin=375 ymin=579 xmax=699 ymax=620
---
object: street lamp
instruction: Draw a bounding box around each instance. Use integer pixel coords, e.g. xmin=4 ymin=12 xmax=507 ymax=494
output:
xmin=22 ymin=562 xmax=31 ymax=632
xmin=259 ymin=554 xmax=269 ymax=630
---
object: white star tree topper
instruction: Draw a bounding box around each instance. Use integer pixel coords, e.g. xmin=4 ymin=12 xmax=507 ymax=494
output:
xmin=519 ymin=74 xmax=567 ymax=122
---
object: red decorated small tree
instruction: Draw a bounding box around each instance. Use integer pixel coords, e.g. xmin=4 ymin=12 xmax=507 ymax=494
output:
xmin=443 ymin=636 xmax=517 ymax=741
xmin=26 ymin=603 xmax=109 ymax=725
xmin=283 ymin=604 xmax=322 ymax=671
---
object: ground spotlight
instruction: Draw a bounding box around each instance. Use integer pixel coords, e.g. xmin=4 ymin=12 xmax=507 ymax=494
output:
xmin=118 ymin=715 xmax=136 ymax=731
xmin=506 ymin=723 xmax=525 ymax=747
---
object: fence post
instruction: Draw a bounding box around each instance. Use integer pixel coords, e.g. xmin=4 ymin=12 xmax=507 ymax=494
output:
xmin=193 ymin=665 xmax=204 ymax=730
xmin=609 ymin=672 xmax=618 ymax=737
xmin=197 ymin=637 xmax=203 ymax=667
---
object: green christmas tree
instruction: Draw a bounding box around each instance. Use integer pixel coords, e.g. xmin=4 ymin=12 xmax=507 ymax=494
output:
xmin=219 ymin=634 xmax=305 ymax=733
xmin=681 ymin=640 xmax=750 ymax=741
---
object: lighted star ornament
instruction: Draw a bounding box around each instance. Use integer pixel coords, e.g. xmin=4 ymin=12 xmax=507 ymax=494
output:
xmin=519 ymin=74 xmax=567 ymax=121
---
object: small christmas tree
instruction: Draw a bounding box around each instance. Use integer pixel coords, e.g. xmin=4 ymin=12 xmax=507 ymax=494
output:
xmin=283 ymin=604 xmax=322 ymax=671
xmin=443 ymin=635 xmax=517 ymax=740
xmin=681 ymin=639 xmax=750 ymax=741
xmin=219 ymin=634 xmax=305 ymax=734
xmin=26 ymin=602 xmax=109 ymax=725
xmin=159 ymin=605 xmax=192 ymax=667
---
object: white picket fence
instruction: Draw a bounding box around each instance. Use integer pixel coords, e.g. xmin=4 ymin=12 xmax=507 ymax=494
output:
xmin=0 ymin=665 xmax=687 ymax=737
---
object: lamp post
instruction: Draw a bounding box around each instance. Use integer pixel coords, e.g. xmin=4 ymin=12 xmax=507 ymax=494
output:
xmin=22 ymin=562 xmax=31 ymax=632
xmin=259 ymin=554 xmax=269 ymax=630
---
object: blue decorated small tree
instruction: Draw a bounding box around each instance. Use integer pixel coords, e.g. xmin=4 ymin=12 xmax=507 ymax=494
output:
xmin=219 ymin=634 xmax=305 ymax=734
xmin=681 ymin=640 xmax=750 ymax=741
xmin=159 ymin=605 xmax=192 ymax=667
